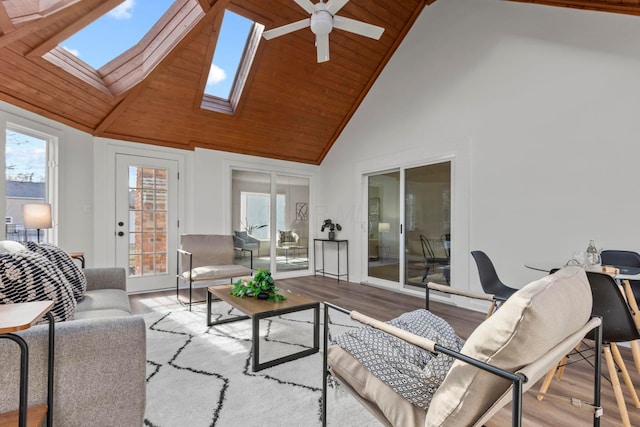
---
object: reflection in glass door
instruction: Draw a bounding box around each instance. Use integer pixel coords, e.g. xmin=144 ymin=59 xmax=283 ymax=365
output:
xmin=365 ymin=162 xmax=451 ymax=289
xmin=231 ymin=170 xmax=310 ymax=274
xmin=404 ymin=162 xmax=451 ymax=289
xmin=232 ymin=171 xmax=272 ymax=272
xmin=275 ymin=175 xmax=309 ymax=273
xmin=367 ymin=171 xmax=400 ymax=282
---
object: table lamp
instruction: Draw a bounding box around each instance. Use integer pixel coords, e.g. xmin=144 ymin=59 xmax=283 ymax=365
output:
xmin=22 ymin=203 xmax=52 ymax=243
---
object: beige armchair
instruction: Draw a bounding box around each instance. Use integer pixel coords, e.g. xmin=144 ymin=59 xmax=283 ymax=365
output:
xmin=176 ymin=234 xmax=253 ymax=310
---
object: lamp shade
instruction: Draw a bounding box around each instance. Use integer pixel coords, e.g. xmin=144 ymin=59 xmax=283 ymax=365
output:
xmin=23 ymin=203 xmax=52 ymax=229
xmin=378 ymin=222 xmax=391 ymax=233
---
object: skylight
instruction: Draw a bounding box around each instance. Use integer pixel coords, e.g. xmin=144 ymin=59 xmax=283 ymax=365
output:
xmin=59 ymin=0 xmax=175 ymax=70
xmin=204 ymin=10 xmax=254 ymax=100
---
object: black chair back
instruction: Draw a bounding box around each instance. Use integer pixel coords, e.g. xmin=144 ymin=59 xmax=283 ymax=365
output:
xmin=601 ymin=250 xmax=640 ymax=268
xmin=600 ymin=250 xmax=640 ymax=303
xmin=586 ymin=271 xmax=640 ymax=343
xmin=470 ymin=250 xmax=518 ymax=299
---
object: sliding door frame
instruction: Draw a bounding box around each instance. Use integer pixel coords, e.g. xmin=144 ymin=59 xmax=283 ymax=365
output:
xmin=356 ymin=137 xmax=474 ymax=308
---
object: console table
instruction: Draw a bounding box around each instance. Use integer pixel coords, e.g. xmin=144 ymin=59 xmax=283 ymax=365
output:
xmin=313 ymin=239 xmax=349 ymax=282
xmin=0 ymin=301 xmax=55 ymax=427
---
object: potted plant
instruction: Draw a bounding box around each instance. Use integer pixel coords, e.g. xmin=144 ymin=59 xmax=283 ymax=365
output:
xmin=321 ymin=219 xmax=342 ymax=240
xmin=230 ymin=269 xmax=286 ymax=302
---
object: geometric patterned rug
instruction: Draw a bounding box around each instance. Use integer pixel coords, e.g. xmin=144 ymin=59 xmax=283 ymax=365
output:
xmin=143 ymin=301 xmax=380 ymax=426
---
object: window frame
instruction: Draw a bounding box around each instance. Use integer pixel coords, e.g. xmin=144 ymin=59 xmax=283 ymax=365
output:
xmin=2 ymin=115 xmax=59 ymax=243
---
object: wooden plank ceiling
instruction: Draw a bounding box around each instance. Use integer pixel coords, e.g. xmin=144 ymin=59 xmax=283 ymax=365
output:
xmin=0 ymin=0 xmax=637 ymax=165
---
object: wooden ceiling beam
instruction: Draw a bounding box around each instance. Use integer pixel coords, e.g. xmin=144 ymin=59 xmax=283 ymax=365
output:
xmin=0 ymin=4 xmax=16 ymax=36
xmin=25 ymin=0 xmax=125 ymax=58
xmin=507 ymin=0 xmax=640 ymax=17
xmin=197 ymin=0 xmax=211 ymax=12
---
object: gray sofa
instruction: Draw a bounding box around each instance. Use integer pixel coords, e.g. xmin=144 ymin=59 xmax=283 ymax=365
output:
xmin=0 ymin=267 xmax=146 ymax=427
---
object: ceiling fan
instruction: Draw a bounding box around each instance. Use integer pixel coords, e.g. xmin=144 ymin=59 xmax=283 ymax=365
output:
xmin=262 ymin=0 xmax=385 ymax=63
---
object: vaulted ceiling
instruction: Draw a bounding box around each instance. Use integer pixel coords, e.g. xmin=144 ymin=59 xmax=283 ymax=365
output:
xmin=0 ymin=0 xmax=637 ymax=165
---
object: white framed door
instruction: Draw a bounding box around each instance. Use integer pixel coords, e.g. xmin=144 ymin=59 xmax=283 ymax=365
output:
xmin=115 ymin=154 xmax=179 ymax=293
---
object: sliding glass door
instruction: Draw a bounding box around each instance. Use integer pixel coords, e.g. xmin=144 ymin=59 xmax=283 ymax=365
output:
xmin=404 ymin=162 xmax=451 ymax=289
xmin=231 ymin=170 xmax=309 ymax=274
xmin=367 ymin=172 xmax=400 ymax=282
xmin=366 ymin=161 xmax=451 ymax=289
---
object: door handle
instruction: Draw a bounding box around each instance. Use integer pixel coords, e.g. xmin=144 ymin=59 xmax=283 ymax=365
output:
xmin=117 ymin=231 xmax=125 ymax=237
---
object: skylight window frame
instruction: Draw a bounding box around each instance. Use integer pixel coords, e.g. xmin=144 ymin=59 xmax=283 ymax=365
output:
xmin=200 ymin=16 xmax=264 ymax=115
xmin=38 ymin=0 xmax=204 ymax=98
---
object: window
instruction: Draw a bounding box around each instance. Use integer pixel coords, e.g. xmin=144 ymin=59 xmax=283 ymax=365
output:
xmin=4 ymin=126 xmax=57 ymax=242
xmin=127 ymin=166 xmax=168 ymax=276
xmin=201 ymin=10 xmax=264 ymax=114
xmin=59 ymin=0 xmax=176 ymax=69
xmin=240 ymin=192 xmax=285 ymax=240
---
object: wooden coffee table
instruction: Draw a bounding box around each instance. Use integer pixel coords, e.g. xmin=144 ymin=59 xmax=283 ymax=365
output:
xmin=206 ymin=285 xmax=320 ymax=372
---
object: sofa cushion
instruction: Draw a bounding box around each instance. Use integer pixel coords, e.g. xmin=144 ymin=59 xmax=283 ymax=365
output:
xmin=425 ymin=266 xmax=592 ymax=426
xmin=76 ymin=289 xmax=132 ymax=314
xmin=0 ymin=250 xmax=76 ymax=322
xmin=24 ymin=242 xmax=87 ymax=300
xmin=73 ymin=309 xmax=132 ymax=319
xmin=180 ymin=264 xmax=252 ymax=281
xmin=0 ymin=240 xmax=26 ymax=254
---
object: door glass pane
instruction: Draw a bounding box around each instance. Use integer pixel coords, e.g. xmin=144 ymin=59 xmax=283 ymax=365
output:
xmin=368 ymin=171 xmax=400 ymax=282
xmin=404 ymin=162 xmax=451 ymax=289
xmin=275 ymin=174 xmax=309 ymax=273
xmin=232 ymin=170 xmax=271 ymax=271
xmin=128 ymin=166 xmax=168 ymax=277
xmin=5 ymin=129 xmax=48 ymax=242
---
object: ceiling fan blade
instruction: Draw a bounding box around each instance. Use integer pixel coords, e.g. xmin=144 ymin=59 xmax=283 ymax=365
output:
xmin=325 ymin=0 xmax=349 ymax=15
xmin=294 ymin=0 xmax=316 ymax=14
xmin=316 ymin=33 xmax=329 ymax=63
xmin=262 ymin=18 xmax=310 ymax=40
xmin=333 ymin=15 xmax=385 ymax=40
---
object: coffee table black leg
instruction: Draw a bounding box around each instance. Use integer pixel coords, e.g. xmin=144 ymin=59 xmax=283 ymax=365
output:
xmin=252 ymin=316 xmax=260 ymax=372
xmin=206 ymin=289 xmax=212 ymax=326
xmin=252 ymin=302 xmax=320 ymax=372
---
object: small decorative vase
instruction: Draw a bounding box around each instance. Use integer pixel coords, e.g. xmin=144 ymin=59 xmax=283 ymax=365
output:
xmin=328 ymin=231 xmax=335 ymax=240
xmin=257 ymin=291 xmax=269 ymax=300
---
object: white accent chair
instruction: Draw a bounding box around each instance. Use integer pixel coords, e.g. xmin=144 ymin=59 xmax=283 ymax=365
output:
xmin=176 ymin=234 xmax=253 ymax=310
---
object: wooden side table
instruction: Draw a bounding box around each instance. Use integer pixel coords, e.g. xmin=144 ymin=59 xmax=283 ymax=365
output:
xmin=0 ymin=301 xmax=55 ymax=427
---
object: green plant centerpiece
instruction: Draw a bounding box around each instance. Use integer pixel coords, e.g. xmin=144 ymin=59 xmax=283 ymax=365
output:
xmin=230 ymin=269 xmax=286 ymax=302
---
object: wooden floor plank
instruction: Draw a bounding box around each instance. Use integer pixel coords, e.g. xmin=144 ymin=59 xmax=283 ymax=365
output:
xmin=131 ymin=276 xmax=640 ymax=426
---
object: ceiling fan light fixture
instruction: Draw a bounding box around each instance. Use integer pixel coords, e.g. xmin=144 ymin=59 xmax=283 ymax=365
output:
xmin=310 ymin=10 xmax=333 ymax=35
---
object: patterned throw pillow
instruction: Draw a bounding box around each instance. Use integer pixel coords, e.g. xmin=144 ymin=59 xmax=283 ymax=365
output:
xmin=24 ymin=242 xmax=87 ymax=300
xmin=279 ymin=230 xmax=295 ymax=243
xmin=0 ymin=251 xmax=76 ymax=322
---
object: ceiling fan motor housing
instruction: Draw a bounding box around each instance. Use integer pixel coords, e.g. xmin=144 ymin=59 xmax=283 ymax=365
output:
xmin=311 ymin=9 xmax=333 ymax=35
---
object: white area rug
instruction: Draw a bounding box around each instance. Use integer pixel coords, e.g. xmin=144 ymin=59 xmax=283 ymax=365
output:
xmin=143 ymin=301 xmax=380 ymax=427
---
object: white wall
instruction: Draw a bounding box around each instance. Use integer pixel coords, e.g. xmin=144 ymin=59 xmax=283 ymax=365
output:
xmin=319 ymin=0 xmax=640 ymax=307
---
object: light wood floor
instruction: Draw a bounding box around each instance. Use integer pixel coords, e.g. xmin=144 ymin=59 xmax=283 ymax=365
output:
xmin=131 ymin=276 xmax=640 ymax=426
